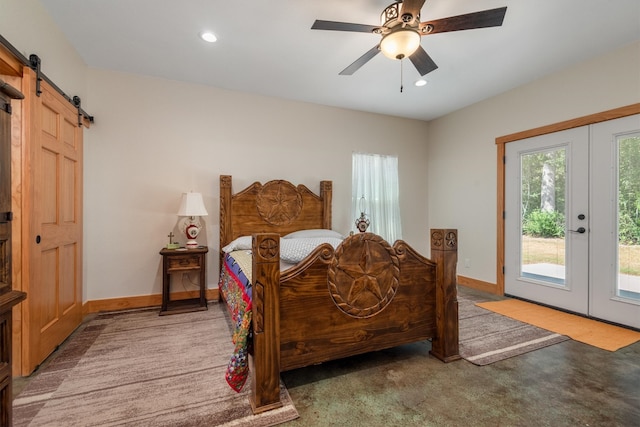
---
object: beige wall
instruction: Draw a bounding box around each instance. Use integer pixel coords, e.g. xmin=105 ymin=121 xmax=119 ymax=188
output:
xmin=427 ymin=41 xmax=640 ymax=286
xmin=84 ymin=69 xmax=429 ymax=301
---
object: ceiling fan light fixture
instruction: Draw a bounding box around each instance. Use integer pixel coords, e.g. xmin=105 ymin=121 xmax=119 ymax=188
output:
xmin=380 ymin=28 xmax=420 ymax=60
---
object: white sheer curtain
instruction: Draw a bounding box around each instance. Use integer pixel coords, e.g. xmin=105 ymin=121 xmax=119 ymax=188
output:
xmin=352 ymin=152 xmax=402 ymax=243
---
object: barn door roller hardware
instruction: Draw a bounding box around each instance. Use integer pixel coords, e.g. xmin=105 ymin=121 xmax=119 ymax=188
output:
xmin=0 ymin=35 xmax=94 ymax=125
xmin=73 ymin=96 xmax=84 ymax=128
xmin=29 ymin=54 xmax=43 ymax=96
xmin=27 ymin=54 xmax=93 ymax=127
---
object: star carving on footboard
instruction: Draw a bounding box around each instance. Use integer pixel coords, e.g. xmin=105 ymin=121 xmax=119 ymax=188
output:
xmin=328 ymin=233 xmax=400 ymax=318
xmin=257 ymin=237 xmax=278 ymax=259
xmin=431 ymin=229 xmax=457 ymax=250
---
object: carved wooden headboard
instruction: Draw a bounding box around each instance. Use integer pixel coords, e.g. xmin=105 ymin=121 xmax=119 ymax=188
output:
xmin=219 ymin=175 xmax=333 ymax=251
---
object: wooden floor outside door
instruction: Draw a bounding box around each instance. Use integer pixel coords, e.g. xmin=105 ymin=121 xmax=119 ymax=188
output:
xmin=23 ymin=69 xmax=83 ymax=373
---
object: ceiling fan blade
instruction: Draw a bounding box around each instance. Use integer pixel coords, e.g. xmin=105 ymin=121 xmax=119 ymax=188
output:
xmin=339 ymin=45 xmax=381 ymax=75
xmin=419 ymin=6 xmax=507 ymax=35
xmin=311 ymin=20 xmax=379 ymax=34
xmin=409 ymin=46 xmax=438 ymax=76
xmin=400 ymin=0 xmax=426 ymax=22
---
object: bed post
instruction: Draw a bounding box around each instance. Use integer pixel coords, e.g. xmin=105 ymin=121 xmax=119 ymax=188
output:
xmin=219 ymin=175 xmax=232 ymax=281
xmin=320 ymin=180 xmax=332 ymax=229
xmin=429 ymin=229 xmax=461 ymax=362
xmin=249 ymin=233 xmax=283 ymax=414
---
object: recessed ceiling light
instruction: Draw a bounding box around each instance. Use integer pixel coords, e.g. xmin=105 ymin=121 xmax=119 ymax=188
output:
xmin=200 ymin=32 xmax=217 ymax=43
xmin=414 ymin=79 xmax=427 ymax=87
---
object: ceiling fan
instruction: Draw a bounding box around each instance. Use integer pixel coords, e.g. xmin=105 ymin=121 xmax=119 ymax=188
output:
xmin=311 ymin=0 xmax=507 ymax=76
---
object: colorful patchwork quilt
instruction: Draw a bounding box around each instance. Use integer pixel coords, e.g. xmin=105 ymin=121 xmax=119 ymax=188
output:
xmin=219 ymin=250 xmax=253 ymax=392
xmin=219 ymin=234 xmax=343 ymax=392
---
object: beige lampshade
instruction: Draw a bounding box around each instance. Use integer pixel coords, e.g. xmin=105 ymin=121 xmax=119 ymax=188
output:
xmin=177 ymin=192 xmax=208 ymax=217
xmin=380 ymin=29 xmax=421 ymax=60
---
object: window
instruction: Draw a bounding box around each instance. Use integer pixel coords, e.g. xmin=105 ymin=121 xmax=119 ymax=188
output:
xmin=352 ymin=152 xmax=402 ymax=242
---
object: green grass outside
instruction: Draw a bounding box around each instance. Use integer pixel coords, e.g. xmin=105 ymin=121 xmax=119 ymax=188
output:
xmin=521 ymin=236 xmax=640 ymax=276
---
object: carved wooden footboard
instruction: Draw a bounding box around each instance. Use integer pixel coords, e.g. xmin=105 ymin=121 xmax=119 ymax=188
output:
xmin=218 ymin=175 xmax=459 ymax=414
xmin=249 ymin=230 xmax=459 ymax=413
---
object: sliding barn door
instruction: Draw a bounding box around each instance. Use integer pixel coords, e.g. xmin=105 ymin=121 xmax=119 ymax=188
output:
xmin=24 ymin=70 xmax=83 ymax=373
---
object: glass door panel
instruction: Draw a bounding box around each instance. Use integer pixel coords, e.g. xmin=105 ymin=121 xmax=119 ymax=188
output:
xmin=616 ymin=133 xmax=640 ymax=302
xmin=520 ymin=148 xmax=567 ymax=286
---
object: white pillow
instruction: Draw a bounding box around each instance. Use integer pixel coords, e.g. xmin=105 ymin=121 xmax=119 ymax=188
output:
xmin=221 ymin=236 xmax=252 ymax=253
xmin=283 ymin=229 xmax=344 ymax=240
xmin=280 ymin=237 xmax=342 ymax=263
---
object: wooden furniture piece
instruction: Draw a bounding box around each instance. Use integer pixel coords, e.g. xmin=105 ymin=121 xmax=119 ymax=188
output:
xmin=159 ymin=247 xmax=208 ymax=315
xmin=1 ymin=78 xmax=28 ymax=426
xmin=219 ymin=175 xmax=460 ymax=414
xmin=0 ymin=291 xmax=26 ymax=427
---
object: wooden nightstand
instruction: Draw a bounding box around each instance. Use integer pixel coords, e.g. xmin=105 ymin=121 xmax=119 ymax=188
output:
xmin=159 ymin=246 xmax=208 ymax=315
xmin=0 ymin=290 xmax=26 ymax=426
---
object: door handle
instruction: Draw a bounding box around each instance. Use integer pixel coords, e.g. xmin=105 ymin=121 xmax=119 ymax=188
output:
xmin=569 ymin=227 xmax=586 ymax=234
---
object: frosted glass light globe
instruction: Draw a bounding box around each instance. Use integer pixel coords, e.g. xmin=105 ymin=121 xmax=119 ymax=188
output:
xmin=380 ymin=29 xmax=421 ymax=59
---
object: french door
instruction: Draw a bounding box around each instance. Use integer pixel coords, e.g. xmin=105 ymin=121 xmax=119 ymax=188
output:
xmin=589 ymin=116 xmax=640 ymax=327
xmin=505 ymin=127 xmax=589 ymax=314
xmin=505 ymin=115 xmax=640 ymax=329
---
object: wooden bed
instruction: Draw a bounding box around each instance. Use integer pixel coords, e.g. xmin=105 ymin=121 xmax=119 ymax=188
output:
xmin=219 ymin=175 xmax=460 ymax=413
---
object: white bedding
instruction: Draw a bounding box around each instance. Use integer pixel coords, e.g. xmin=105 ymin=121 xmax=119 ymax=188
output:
xmin=223 ymin=231 xmax=344 ymax=268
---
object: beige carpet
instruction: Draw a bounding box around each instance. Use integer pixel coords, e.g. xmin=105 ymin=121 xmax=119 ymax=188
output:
xmin=13 ymin=304 xmax=298 ymax=426
xmin=458 ymin=296 xmax=569 ymax=365
xmin=477 ymin=298 xmax=640 ymax=351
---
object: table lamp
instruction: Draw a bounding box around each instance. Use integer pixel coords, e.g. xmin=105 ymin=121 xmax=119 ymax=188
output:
xmin=177 ymin=192 xmax=208 ymax=248
xmin=355 ymin=195 xmax=370 ymax=232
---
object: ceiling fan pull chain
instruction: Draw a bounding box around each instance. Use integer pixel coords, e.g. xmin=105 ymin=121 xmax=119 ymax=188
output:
xmin=400 ymin=59 xmax=404 ymax=93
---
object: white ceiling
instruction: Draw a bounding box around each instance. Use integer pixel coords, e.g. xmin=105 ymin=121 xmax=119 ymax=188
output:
xmin=39 ymin=0 xmax=640 ymax=121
